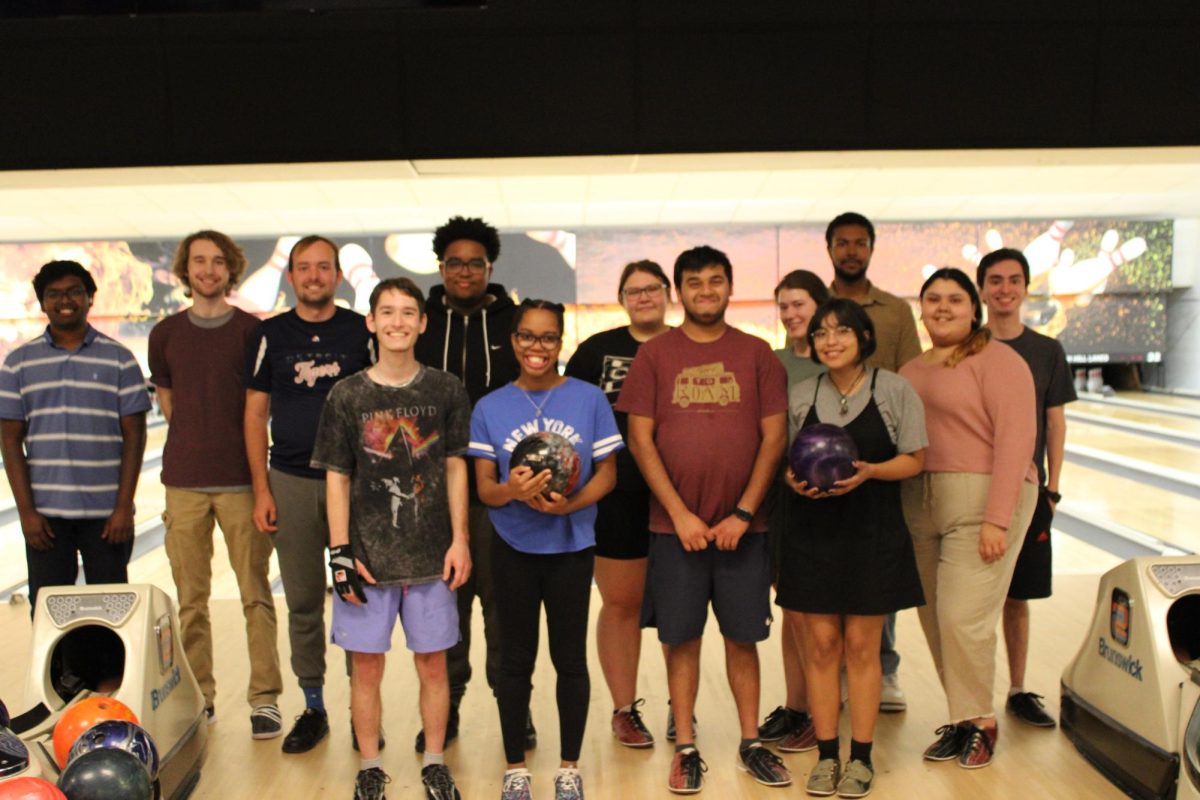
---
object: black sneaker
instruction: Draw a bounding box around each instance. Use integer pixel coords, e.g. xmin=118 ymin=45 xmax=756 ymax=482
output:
xmin=757 ymin=706 xmax=798 ymax=742
xmin=736 ymin=743 xmax=792 ymax=787
xmin=414 ymin=705 xmax=459 ymax=753
xmin=421 ymin=764 xmax=461 ymax=800
xmin=1006 ymin=692 xmax=1056 ymax=728
xmin=351 ymin=720 xmax=387 ymax=752
xmin=354 ymin=766 xmax=390 ymax=800
xmin=250 ymin=704 xmax=283 ymax=740
xmin=922 ymin=723 xmax=970 ymax=761
xmin=524 ymin=709 xmax=537 ymax=750
xmin=282 ymin=708 xmax=329 ymax=754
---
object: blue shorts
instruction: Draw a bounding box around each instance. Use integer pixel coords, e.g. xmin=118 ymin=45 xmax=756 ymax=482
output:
xmin=641 ymin=532 xmax=772 ymax=645
xmin=331 ymin=581 xmax=460 ymax=654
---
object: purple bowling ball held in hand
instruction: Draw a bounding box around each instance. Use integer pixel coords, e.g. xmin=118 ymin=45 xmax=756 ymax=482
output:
xmin=789 ymin=424 xmax=859 ymax=493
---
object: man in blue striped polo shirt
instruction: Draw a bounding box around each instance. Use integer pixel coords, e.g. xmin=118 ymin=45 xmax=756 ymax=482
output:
xmin=0 ymin=260 xmax=150 ymax=611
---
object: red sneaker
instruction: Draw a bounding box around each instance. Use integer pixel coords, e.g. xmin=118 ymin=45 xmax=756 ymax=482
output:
xmin=957 ymin=723 xmax=998 ymax=769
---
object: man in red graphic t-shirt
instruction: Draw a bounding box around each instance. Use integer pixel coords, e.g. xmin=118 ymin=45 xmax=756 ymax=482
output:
xmin=617 ymin=245 xmax=791 ymax=794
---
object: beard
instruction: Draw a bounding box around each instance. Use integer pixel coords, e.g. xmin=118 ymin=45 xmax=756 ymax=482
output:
xmin=833 ymin=262 xmax=868 ymax=284
xmin=682 ymin=302 xmax=727 ymax=327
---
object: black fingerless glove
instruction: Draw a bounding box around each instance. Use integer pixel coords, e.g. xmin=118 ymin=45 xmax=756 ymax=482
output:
xmin=329 ymin=543 xmax=366 ymax=603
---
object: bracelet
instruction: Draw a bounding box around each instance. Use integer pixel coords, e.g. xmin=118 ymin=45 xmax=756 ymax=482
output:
xmin=733 ymin=506 xmax=754 ymax=523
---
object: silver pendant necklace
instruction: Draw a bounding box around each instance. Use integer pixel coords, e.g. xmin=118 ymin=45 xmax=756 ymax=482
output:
xmin=832 ymin=368 xmax=866 ymax=416
xmin=519 ymin=384 xmax=556 ymax=418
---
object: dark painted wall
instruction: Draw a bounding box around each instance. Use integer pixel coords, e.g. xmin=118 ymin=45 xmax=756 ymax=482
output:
xmin=1 ymin=0 xmax=1198 ymax=170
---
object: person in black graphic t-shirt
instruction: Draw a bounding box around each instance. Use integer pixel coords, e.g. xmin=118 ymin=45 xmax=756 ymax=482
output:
xmin=564 ymin=259 xmax=671 ymax=749
xmin=244 ymin=235 xmax=375 ymax=754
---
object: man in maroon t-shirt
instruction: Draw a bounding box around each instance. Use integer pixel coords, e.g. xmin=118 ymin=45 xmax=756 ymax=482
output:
xmin=148 ymin=230 xmax=283 ymax=739
xmin=617 ymin=245 xmax=790 ymax=793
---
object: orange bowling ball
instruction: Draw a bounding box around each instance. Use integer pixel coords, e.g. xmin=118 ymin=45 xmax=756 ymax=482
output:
xmin=51 ymin=697 xmax=138 ymax=769
xmin=0 ymin=777 xmax=66 ymax=799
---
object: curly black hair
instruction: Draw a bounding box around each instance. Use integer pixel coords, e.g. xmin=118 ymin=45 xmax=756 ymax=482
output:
xmin=33 ymin=261 xmax=97 ymax=304
xmin=432 ymin=216 xmax=501 ymax=263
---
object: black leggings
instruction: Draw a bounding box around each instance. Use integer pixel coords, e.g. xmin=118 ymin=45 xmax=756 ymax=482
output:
xmin=491 ymin=532 xmax=594 ymax=764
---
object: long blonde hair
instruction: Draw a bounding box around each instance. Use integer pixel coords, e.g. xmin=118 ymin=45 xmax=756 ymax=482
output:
xmin=920 ymin=267 xmax=990 ymax=367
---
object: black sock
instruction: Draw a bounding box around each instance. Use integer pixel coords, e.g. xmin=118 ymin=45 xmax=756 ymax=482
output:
xmin=740 ymin=737 xmax=760 ymax=752
xmin=850 ymin=739 xmax=873 ymax=765
xmin=817 ymin=737 xmax=839 ymax=761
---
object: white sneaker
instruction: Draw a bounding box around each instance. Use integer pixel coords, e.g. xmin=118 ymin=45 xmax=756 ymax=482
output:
xmin=880 ymin=673 xmax=906 ymax=712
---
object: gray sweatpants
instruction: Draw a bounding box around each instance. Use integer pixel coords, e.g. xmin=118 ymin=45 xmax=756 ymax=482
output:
xmin=269 ymin=469 xmax=331 ymax=689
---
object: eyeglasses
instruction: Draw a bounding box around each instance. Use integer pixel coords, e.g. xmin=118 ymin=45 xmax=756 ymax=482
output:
xmin=44 ymin=286 xmax=88 ymax=302
xmin=443 ymin=258 xmax=489 ymax=274
xmin=514 ymin=330 xmax=562 ymax=348
xmin=811 ymin=325 xmax=855 ymax=341
xmin=621 ymin=284 xmax=667 ymax=300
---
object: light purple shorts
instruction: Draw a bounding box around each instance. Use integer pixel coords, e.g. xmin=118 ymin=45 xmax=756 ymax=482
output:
xmin=331 ymin=581 xmax=460 ymax=654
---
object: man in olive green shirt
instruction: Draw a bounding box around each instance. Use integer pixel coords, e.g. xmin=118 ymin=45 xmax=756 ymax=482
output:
xmin=824 ymin=211 xmax=922 ymax=714
xmin=826 ymin=211 xmax=922 ymax=373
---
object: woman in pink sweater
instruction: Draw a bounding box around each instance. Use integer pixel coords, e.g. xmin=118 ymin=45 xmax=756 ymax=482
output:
xmin=899 ymin=267 xmax=1037 ymax=770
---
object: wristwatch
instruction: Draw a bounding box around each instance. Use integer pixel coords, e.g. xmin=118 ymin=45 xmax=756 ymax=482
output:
xmin=733 ymin=506 xmax=754 ymax=523
xmin=1046 ymin=490 xmax=1062 ymax=503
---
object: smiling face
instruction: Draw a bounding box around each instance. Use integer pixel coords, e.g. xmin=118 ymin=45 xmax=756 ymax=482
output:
xmin=41 ymin=275 xmax=92 ymax=331
xmin=811 ymin=312 xmax=863 ymax=370
xmin=185 ymin=237 xmax=232 ymax=300
xmin=678 ymin=264 xmax=731 ymax=327
xmin=287 ymin=240 xmax=341 ymax=308
xmin=777 ymin=287 xmax=819 ymax=343
xmin=979 ymin=258 xmax=1028 ymax=321
xmin=620 ymin=269 xmax=669 ymax=328
xmin=921 ymin=277 xmax=978 ymax=347
xmin=827 ymin=223 xmax=873 ymax=283
xmin=511 ymin=308 xmax=563 ymax=382
xmin=367 ymin=287 xmax=426 ymax=355
xmin=439 ymin=239 xmax=492 ymax=306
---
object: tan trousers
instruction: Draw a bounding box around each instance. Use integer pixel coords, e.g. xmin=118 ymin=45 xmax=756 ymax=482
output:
xmin=164 ymin=488 xmax=282 ymax=709
xmin=902 ymin=473 xmax=1037 ymax=723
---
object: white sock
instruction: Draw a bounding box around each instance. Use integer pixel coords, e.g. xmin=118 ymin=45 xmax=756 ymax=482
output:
xmin=423 ymin=750 xmax=445 ymax=767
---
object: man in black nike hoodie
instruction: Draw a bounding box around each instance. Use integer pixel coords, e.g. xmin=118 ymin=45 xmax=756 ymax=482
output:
xmin=413 ymin=216 xmax=534 ymax=752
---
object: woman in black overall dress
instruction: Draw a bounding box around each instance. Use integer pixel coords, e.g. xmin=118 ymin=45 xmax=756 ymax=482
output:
xmin=776 ymin=298 xmax=927 ymax=799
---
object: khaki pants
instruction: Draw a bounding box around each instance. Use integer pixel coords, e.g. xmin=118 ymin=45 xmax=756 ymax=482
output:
xmin=164 ymin=488 xmax=282 ymax=709
xmin=902 ymin=473 xmax=1037 ymax=723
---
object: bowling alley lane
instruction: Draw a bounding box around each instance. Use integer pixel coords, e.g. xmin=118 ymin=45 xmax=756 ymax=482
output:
xmin=1068 ymin=420 xmax=1200 ymax=475
xmin=1070 ymin=400 xmax=1200 ymax=440
xmin=1098 ymin=389 xmax=1200 ymax=417
xmin=1059 ymin=461 xmax=1200 ymax=554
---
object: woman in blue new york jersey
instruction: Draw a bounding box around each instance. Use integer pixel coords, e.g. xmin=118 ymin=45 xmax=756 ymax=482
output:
xmin=469 ymin=299 xmax=621 ymax=800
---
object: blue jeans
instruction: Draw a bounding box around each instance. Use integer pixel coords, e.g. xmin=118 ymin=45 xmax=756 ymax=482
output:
xmin=881 ymin=612 xmax=899 ymax=676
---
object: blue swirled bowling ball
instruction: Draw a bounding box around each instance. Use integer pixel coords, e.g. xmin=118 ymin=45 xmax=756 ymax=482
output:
xmin=789 ymin=424 xmax=858 ymax=492
xmin=511 ymin=432 xmax=581 ymax=498
xmin=66 ymin=720 xmax=159 ymax=782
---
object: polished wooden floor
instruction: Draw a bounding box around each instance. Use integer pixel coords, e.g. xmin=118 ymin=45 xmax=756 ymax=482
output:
xmin=0 ymin=536 xmax=1128 ymax=799
xmin=4 ymin=390 xmax=1200 ymax=798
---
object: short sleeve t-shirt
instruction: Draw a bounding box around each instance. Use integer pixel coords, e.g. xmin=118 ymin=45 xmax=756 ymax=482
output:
xmin=775 ymin=347 xmax=824 ymax=389
xmin=788 ymin=368 xmax=928 ymax=453
xmin=615 ymin=326 xmax=788 ymax=533
xmin=997 ymin=327 xmax=1077 ymax=485
xmin=469 ymin=378 xmax=623 ymax=555
xmin=310 ymin=368 xmax=471 ymax=586
xmin=0 ymin=326 xmax=150 ymax=518
xmin=245 ymin=307 xmax=375 ymax=479
xmin=564 ymin=326 xmax=648 ymax=492
xmin=148 ymin=307 xmax=260 ymax=490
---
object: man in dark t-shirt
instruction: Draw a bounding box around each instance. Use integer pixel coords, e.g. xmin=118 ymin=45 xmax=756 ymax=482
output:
xmin=617 ymin=246 xmax=791 ymax=793
xmin=979 ymin=248 xmax=1077 ymax=729
xmin=311 ymin=277 xmax=471 ymax=799
xmin=244 ymin=235 xmax=375 ymax=754
xmin=149 ymin=230 xmax=283 ymax=738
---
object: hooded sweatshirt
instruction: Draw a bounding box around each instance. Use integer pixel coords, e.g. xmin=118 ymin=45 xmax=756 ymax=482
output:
xmin=415 ymin=282 xmax=520 ymax=408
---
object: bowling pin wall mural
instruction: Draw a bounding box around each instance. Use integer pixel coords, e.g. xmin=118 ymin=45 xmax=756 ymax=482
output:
xmin=0 ymin=219 xmax=1173 ymax=370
